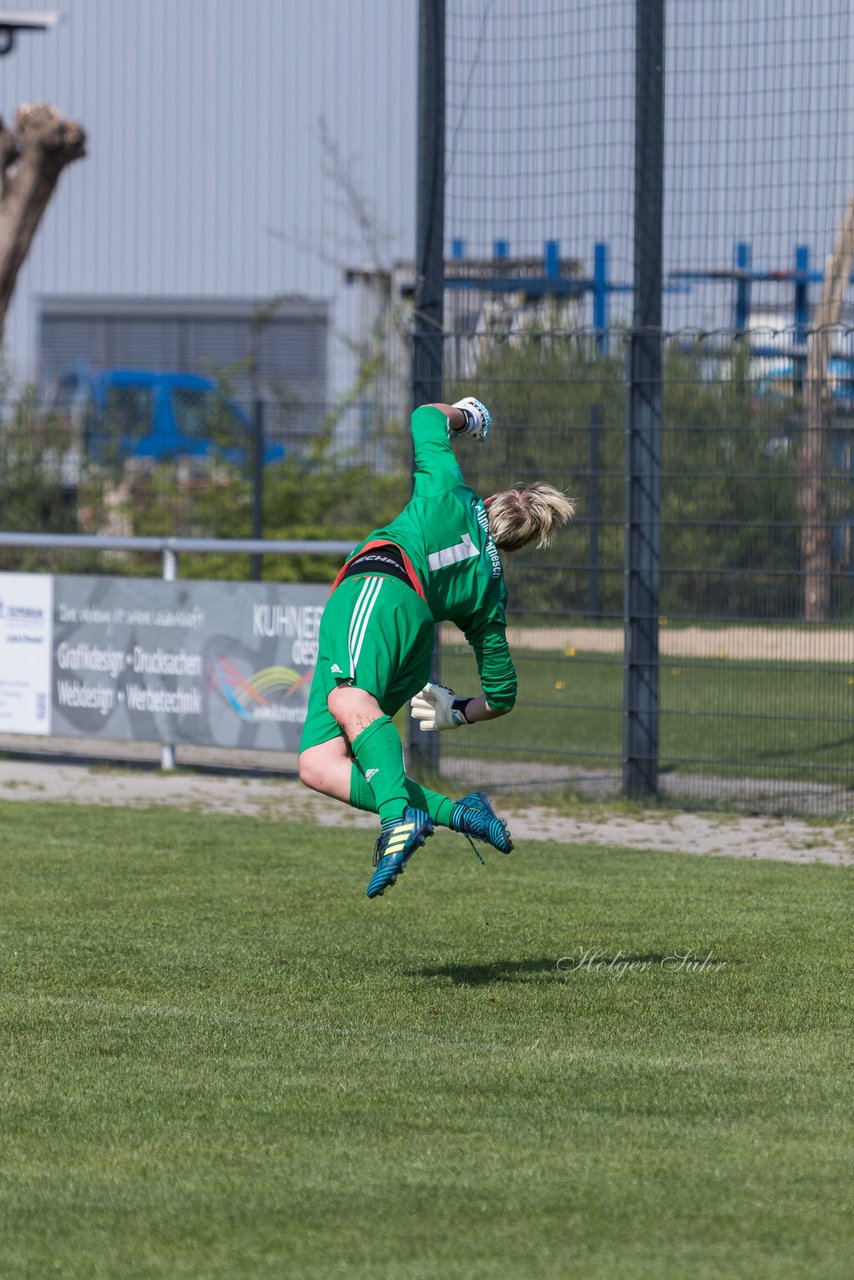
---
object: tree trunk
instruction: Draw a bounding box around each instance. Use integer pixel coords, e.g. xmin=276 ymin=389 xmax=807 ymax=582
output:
xmin=796 ymin=196 xmax=854 ymax=623
xmin=798 ymin=364 xmax=831 ymax=622
xmin=0 ymin=103 xmax=86 ymax=337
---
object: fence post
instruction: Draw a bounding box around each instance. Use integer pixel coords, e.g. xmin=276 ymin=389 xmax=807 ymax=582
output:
xmin=793 ymin=243 xmax=809 ymax=394
xmin=593 ymin=242 xmax=609 ymax=352
xmin=588 ymin=402 xmax=601 ymax=618
xmin=624 ymin=0 xmax=664 ymax=798
xmin=251 ymin=398 xmax=264 ymax=582
xmin=161 ymin=544 xmax=178 ymax=771
xmin=409 ymin=0 xmax=445 ymax=775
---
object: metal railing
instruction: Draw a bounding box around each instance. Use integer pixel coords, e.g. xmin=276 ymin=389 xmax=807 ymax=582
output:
xmin=0 ymin=532 xmax=353 ymax=577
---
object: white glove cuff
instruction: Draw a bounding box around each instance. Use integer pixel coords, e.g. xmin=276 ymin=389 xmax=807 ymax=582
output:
xmin=451 ymin=697 xmax=473 ymax=726
xmin=451 ymin=396 xmax=491 ymax=441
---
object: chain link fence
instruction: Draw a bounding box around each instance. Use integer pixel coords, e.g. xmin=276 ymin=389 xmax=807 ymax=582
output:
xmin=3 ymin=1 xmax=854 ymax=815
xmin=435 ymin=328 xmax=854 ymax=815
xmin=426 ymin=0 xmax=854 ymax=816
xmin=2 ymin=340 xmax=853 ymax=814
xmin=0 ymin=387 xmax=408 ymax=579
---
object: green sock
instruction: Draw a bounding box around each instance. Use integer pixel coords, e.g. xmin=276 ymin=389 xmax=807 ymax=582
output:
xmin=405 ymin=776 xmax=455 ymax=827
xmin=349 ymin=761 xmax=455 ymax=827
xmin=350 ymin=716 xmax=410 ymax=823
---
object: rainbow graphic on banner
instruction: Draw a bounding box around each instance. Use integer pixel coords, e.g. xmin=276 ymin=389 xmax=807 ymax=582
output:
xmin=209 ymin=655 xmax=312 ymax=721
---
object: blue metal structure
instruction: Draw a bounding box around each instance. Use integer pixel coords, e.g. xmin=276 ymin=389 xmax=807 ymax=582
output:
xmin=670 ymin=241 xmax=829 ymax=347
xmin=670 ymin=241 xmax=854 ymax=406
xmin=54 ymin=366 xmax=286 ymax=469
xmin=446 ymin=239 xmax=633 ymax=352
xmin=734 ymin=241 xmax=752 ymax=334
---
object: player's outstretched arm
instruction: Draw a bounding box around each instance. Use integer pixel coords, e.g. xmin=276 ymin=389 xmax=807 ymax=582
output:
xmin=410 ymin=397 xmax=491 ymax=487
xmin=425 ymin=397 xmax=491 ymax=442
xmin=410 ymin=682 xmax=510 ymax=732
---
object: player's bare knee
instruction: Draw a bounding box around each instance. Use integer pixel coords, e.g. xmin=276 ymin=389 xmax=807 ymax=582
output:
xmin=327 ymin=685 xmax=382 ymax=739
xmin=298 ymin=751 xmax=322 ymax=792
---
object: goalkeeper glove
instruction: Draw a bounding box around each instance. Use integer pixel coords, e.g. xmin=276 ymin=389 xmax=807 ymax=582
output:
xmin=451 ymin=396 xmax=491 ymax=442
xmin=410 ymin=683 xmax=473 ymax=732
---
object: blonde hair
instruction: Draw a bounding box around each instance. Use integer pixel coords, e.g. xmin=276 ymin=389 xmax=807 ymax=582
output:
xmin=487 ymin=482 xmax=575 ymax=552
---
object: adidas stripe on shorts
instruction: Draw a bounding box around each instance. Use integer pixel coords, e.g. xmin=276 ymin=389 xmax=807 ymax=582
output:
xmin=299 ymin=574 xmax=435 ymax=752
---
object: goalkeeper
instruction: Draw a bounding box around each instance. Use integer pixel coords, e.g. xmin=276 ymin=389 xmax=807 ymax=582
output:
xmin=298 ymin=397 xmax=574 ymax=899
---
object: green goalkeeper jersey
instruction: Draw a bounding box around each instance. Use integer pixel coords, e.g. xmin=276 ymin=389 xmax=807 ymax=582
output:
xmin=349 ymin=405 xmax=517 ymax=711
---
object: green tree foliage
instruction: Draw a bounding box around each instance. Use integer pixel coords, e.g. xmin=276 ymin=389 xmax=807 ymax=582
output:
xmin=451 ymin=333 xmax=800 ymax=621
xmin=0 ymin=391 xmax=84 ymax=571
xmin=5 ymin=335 xmax=836 ymax=621
xmin=449 ymin=335 xmax=623 ymax=621
xmin=0 ymin=385 xmax=408 ymax=581
xmin=119 ymin=385 xmax=409 ymax=579
xmin=660 ymin=344 xmax=798 ymax=619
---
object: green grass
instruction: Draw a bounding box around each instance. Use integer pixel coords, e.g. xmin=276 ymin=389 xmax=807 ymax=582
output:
xmin=0 ymin=801 xmax=851 ymax=1278
xmin=442 ymin=647 xmax=854 ymax=788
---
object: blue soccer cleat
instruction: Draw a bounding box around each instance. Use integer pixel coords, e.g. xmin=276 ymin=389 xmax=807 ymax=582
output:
xmin=450 ymin=791 xmax=514 ymax=859
xmin=366 ymin=807 xmax=434 ymax=899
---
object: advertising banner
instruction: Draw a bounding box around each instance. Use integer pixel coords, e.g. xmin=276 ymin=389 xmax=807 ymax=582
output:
xmin=50 ymin=576 xmax=328 ymax=751
xmin=0 ymin=573 xmax=53 ymax=735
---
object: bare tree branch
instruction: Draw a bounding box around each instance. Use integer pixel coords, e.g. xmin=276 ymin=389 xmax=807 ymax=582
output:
xmin=0 ymin=103 xmax=86 ymax=335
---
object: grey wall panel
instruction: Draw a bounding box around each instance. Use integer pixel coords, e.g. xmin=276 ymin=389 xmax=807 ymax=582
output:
xmin=39 ymin=301 xmax=330 ymax=407
xmin=51 ymin=576 xmax=329 ymax=752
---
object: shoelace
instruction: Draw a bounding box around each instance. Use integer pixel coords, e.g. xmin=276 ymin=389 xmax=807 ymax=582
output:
xmin=462 ymin=833 xmax=486 ymax=865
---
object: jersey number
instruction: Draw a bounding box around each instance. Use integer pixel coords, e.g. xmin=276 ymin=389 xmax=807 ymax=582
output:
xmin=427 ymin=533 xmax=480 ymax=572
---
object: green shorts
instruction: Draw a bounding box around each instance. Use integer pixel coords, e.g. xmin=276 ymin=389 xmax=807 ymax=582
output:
xmin=299 ymin=574 xmax=436 ymax=752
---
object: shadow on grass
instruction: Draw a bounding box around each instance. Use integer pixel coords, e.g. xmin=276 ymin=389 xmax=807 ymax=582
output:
xmin=412 ymin=952 xmax=736 ymax=986
xmin=411 ymin=957 xmax=561 ymax=986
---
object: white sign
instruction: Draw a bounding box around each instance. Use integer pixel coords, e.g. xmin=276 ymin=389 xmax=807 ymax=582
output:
xmin=0 ymin=573 xmax=53 ymax=734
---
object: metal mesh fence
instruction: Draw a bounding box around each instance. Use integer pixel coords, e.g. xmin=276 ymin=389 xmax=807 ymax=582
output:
xmin=2 ymin=2 xmax=854 ymax=816
xmin=435 ymin=0 xmax=854 ymax=816
xmin=0 ymin=387 xmax=408 ymax=580
xmin=443 ymin=1 xmax=854 ymax=332
xmin=435 ymin=331 xmax=854 ymax=814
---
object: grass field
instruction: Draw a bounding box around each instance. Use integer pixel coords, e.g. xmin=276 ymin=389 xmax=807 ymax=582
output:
xmin=1 ymin=799 xmax=851 ymax=1279
xmin=443 ymin=646 xmax=854 ymax=788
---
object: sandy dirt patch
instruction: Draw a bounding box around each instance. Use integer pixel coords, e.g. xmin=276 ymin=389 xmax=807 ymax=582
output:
xmin=0 ymin=757 xmax=850 ymax=868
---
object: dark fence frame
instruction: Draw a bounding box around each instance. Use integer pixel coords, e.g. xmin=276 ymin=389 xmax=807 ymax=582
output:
xmin=420 ymin=0 xmax=668 ymax=799
xmin=409 ymin=0 xmax=447 ymax=774
xmin=624 ymin=0 xmax=665 ymax=797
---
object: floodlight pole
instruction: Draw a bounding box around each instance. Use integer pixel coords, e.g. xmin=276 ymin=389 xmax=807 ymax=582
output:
xmin=409 ymin=0 xmax=445 ymax=774
xmin=624 ymin=0 xmax=664 ymax=798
